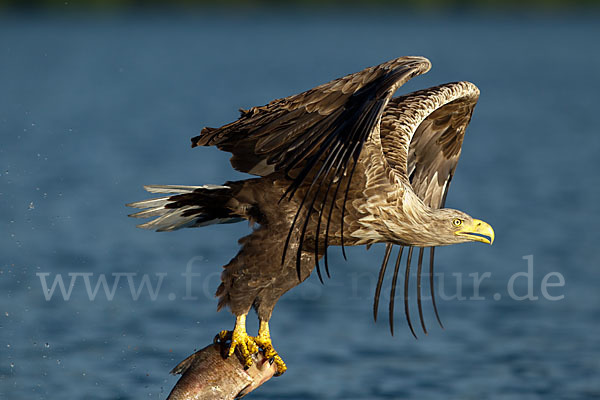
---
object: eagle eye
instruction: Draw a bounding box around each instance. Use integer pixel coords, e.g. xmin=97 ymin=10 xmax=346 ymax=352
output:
xmin=453 ymin=218 xmax=463 ymax=227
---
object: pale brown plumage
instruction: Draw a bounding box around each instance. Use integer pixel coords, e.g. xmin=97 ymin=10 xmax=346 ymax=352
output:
xmin=128 ymin=56 xmax=490 ymax=349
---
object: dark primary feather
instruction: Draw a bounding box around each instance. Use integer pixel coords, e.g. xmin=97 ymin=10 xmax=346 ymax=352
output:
xmin=429 ymin=247 xmax=444 ymax=329
xmin=373 ymin=243 xmax=393 ymax=322
xmin=192 ymin=57 xmax=432 ymax=280
xmin=416 ymin=247 xmax=427 ymax=335
xmin=388 ymin=246 xmax=405 ymax=337
xmin=403 ymin=247 xmax=417 ymax=339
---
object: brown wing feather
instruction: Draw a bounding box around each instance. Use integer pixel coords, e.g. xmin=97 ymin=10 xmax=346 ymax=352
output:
xmin=380 ymin=81 xmax=479 ymax=207
xmin=191 ymin=56 xmax=431 ymax=180
xmin=406 ymin=96 xmax=478 ymax=208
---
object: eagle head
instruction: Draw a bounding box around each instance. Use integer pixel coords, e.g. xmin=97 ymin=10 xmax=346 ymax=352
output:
xmin=431 ymin=209 xmax=495 ymax=246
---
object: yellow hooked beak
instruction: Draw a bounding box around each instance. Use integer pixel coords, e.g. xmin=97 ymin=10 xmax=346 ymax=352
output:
xmin=455 ymin=218 xmax=495 ymax=245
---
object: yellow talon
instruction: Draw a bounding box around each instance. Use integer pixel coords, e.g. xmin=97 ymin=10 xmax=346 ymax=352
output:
xmin=253 ymin=321 xmax=287 ymax=375
xmin=215 ymin=330 xmax=230 ymax=342
xmin=215 ymin=314 xmax=259 ymax=368
xmin=215 ymin=317 xmax=287 ymax=374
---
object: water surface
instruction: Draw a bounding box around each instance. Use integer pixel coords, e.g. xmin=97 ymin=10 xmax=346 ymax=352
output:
xmin=1 ymin=10 xmax=599 ymax=399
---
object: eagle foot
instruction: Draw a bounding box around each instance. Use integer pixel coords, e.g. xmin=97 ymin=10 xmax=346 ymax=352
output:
xmin=214 ymin=316 xmax=287 ymax=375
xmin=214 ymin=315 xmax=259 ymax=369
xmin=253 ymin=322 xmax=287 ymax=375
xmin=215 ymin=329 xmax=259 ymax=368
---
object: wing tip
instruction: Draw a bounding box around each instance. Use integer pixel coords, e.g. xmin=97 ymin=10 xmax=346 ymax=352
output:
xmin=191 ymin=127 xmax=218 ymax=148
xmin=391 ymin=56 xmax=432 ymax=72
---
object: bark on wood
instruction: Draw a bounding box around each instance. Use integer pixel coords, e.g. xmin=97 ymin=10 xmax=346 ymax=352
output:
xmin=166 ymin=343 xmax=277 ymax=400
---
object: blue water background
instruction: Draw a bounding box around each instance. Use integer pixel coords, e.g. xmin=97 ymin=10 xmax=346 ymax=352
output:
xmin=1 ymin=9 xmax=600 ymax=399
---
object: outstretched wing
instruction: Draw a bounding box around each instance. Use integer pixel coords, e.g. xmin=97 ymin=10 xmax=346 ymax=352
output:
xmin=379 ymin=81 xmax=480 ymax=188
xmin=192 ymin=57 xmax=431 ymax=181
xmin=192 ymin=57 xmax=432 ymax=280
xmin=374 ymin=81 xmax=480 ymax=336
xmin=405 ymin=87 xmax=479 ymax=208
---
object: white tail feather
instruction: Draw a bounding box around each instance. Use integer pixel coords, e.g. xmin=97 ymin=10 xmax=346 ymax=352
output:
xmin=137 ymin=205 xmax=198 ymax=232
xmin=126 ymin=196 xmax=171 ymax=210
xmin=143 ymin=184 xmax=229 ymax=194
xmin=127 ymin=184 xmax=238 ymax=232
xmin=128 ymin=205 xmax=173 ymax=219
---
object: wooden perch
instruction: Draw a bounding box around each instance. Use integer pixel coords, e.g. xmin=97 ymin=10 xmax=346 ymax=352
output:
xmin=166 ymin=342 xmax=277 ymax=400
